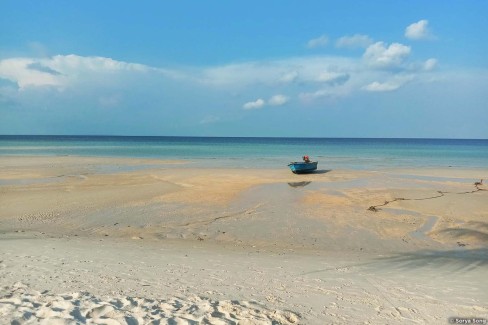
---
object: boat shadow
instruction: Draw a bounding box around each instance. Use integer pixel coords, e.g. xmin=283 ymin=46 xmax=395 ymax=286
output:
xmin=311 ymin=169 xmax=332 ymax=174
xmin=288 ymin=181 xmax=312 ymax=188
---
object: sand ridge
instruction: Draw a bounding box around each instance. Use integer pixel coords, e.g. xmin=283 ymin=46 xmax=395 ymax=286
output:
xmin=1 ymin=282 xmax=299 ymax=325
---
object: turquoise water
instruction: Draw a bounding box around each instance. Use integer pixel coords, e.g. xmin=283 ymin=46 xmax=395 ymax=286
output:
xmin=0 ymin=136 xmax=487 ymax=170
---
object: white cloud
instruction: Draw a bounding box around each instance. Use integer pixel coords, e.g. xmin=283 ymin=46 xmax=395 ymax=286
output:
xmin=363 ymin=81 xmax=400 ymax=92
xmin=243 ymin=98 xmax=265 ymax=110
xmin=423 ymin=58 xmax=437 ymax=71
xmin=268 ymin=94 xmax=289 ymax=106
xmin=299 ymin=86 xmax=352 ymax=101
xmin=279 ymin=71 xmax=299 ymax=83
xmin=336 ymin=34 xmax=373 ymax=49
xmin=0 ymin=58 xmax=65 ymax=88
xmin=49 ymin=54 xmax=148 ymax=72
xmin=0 ymin=55 xmax=150 ymax=89
xmin=199 ymin=56 xmax=357 ymax=88
xmin=363 ymin=75 xmax=414 ymax=92
xmin=243 ymin=95 xmax=289 ymax=109
xmin=405 ymin=20 xmax=431 ymax=40
xmin=307 ymin=35 xmax=329 ymax=48
xmin=315 ymin=71 xmax=350 ymax=85
xmin=363 ymin=42 xmax=411 ymax=68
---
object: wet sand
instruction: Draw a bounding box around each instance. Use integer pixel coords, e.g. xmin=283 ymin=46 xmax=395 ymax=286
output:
xmin=1 ymin=156 xmax=487 ymax=324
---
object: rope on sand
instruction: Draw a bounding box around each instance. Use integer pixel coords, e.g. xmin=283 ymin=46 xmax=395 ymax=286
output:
xmin=367 ymin=180 xmax=486 ymax=212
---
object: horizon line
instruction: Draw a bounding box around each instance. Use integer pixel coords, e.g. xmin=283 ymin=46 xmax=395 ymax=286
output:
xmin=1 ymin=135 xmax=487 ymax=141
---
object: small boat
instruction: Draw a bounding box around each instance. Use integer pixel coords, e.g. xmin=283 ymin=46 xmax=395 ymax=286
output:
xmin=288 ymin=161 xmax=318 ymax=174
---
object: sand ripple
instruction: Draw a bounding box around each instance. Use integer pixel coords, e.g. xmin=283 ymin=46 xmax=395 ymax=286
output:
xmin=0 ymin=282 xmax=299 ymax=325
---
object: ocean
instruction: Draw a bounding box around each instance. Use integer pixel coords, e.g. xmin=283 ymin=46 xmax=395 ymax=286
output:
xmin=1 ymin=135 xmax=487 ymax=170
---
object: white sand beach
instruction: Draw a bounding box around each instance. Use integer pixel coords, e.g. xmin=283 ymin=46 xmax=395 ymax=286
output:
xmin=1 ymin=156 xmax=487 ymax=324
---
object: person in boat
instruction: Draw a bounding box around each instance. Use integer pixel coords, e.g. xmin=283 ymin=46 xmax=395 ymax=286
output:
xmin=302 ymin=155 xmax=311 ymax=163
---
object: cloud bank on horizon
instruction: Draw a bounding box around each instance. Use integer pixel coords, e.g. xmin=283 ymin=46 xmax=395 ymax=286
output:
xmin=0 ymin=2 xmax=487 ymax=138
xmin=0 ymin=25 xmax=439 ymax=108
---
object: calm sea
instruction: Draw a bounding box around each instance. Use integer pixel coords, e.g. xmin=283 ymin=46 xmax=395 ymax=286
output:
xmin=1 ymin=136 xmax=487 ymax=170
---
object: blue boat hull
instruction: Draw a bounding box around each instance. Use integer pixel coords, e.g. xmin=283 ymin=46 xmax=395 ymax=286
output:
xmin=288 ymin=161 xmax=318 ymax=174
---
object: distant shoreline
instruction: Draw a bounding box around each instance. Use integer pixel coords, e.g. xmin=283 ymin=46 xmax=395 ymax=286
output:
xmin=1 ymin=134 xmax=488 ymax=141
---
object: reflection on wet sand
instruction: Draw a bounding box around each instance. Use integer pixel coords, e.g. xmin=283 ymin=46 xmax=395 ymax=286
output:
xmin=287 ymin=181 xmax=312 ymax=188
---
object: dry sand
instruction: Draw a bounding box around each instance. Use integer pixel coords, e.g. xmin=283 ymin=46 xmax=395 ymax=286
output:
xmin=1 ymin=156 xmax=487 ymax=324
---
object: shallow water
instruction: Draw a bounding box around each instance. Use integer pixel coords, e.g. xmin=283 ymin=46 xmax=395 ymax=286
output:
xmin=409 ymin=216 xmax=439 ymax=241
xmin=0 ymin=177 xmax=64 ymax=186
xmin=1 ymin=136 xmax=487 ymax=170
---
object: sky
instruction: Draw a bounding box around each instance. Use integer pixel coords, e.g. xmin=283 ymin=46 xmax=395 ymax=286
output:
xmin=0 ymin=1 xmax=487 ymax=138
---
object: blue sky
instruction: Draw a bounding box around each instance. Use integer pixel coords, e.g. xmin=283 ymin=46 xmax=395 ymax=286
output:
xmin=1 ymin=1 xmax=487 ymax=138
